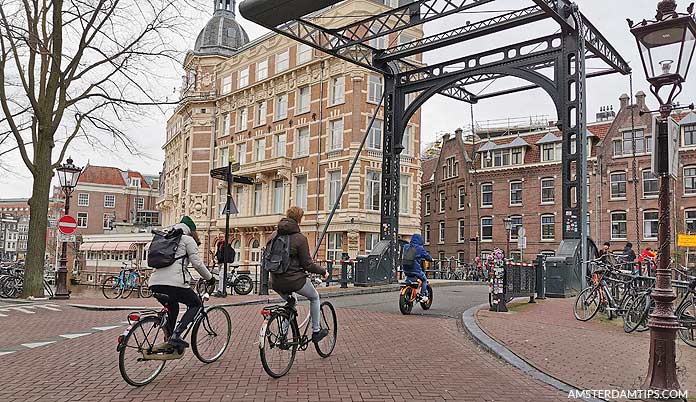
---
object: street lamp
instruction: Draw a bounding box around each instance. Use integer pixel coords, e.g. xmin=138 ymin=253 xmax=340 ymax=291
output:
xmin=54 ymin=157 xmax=83 ymax=299
xmin=503 ymin=217 xmax=512 ymax=259
xmin=628 ymin=0 xmax=696 ymax=393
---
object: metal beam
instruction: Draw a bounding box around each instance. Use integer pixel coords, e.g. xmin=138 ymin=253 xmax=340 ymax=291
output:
xmin=531 ymin=0 xmax=574 ymax=30
xmin=438 ymin=85 xmax=478 ymax=103
xmin=377 ymin=3 xmax=553 ymax=62
xmin=579 ymin=13 xmax=631 ymax=74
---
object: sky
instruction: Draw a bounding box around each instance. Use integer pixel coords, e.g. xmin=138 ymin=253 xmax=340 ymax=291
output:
xmin=1 ymin=0 xmax=695 ymax=198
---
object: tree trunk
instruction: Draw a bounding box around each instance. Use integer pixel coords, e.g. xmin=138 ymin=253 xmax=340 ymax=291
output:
xmin=22 ymin=145 xmax=53 ymax=298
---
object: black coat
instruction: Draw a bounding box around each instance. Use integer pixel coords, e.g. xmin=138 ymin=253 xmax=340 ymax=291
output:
xmin=216 ymin=243 xmax=236 ymax=264
xmin=268 ymin=218 xmax=325 ymax=294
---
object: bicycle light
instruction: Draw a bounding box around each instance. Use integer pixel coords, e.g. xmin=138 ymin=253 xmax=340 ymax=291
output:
xmin=260 ymin=309 xmax=271 ymax=317
xmin=128 ymin=313 xmax=140 ymax=322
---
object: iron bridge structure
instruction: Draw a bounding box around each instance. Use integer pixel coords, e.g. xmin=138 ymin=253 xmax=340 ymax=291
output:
xmin=239 ymin=0 xmax=631 ymax=282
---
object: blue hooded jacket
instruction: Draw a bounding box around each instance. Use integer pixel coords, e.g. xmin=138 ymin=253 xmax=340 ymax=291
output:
xmin=402 ymin=233 xmax=433 ymax=273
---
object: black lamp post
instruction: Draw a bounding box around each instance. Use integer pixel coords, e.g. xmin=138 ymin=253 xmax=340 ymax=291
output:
xmin=54 ymin=157 xmax=83 ymax=299
xmin=628 ymin=0 xmax=696 ymax=393
xmin=503 ymin=217 xmax=512 ymax=259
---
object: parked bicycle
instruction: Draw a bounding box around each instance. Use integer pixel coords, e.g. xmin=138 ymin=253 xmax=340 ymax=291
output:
xmin=102 ymin=262 xmax=151 ymax=299
xmin=218 ymin=266 xmax=254 ymax=295
xmin=116 ymin=280 xmax=231 ymax=386
xmin=0 ymin=266 xmax=54 ymax=298
xmin=258 ymin=277 xmax=337 ymax=378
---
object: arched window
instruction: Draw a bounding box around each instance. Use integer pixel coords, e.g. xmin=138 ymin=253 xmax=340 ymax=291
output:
xmin=232 ymin=239 xmax=241 ymax=263
xmin=250 ymin=238 xmax=261 ymax=263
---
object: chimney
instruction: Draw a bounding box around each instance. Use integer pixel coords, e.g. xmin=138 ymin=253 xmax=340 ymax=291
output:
xmin=635 ymin=91 xmax=647 ymax=110
xmin=454 ymin=127 xmax=463 ymax=137
xmin=619 ymin=93 xmax=630 ymax=109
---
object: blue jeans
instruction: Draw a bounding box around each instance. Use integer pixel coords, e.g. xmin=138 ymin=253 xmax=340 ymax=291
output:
xmin=404 ymin=271 xmax=428 ymax=296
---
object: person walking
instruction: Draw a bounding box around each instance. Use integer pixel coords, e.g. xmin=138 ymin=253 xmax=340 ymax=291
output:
xmin=213 ymin=239 xmax=236 ymax=297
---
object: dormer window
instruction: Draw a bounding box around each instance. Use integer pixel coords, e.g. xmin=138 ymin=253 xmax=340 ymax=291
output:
xmin=129 ymin=178 xmax=141 ymax=188
xmin=481 ymin=147 xmax=524 ymax=168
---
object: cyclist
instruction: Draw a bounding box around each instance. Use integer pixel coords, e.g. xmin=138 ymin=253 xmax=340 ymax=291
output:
xmin=149 ymin=216 xmax=215 ymax=349
xmin=268 ymin=206 xmax=329 ymax=343
xmin=402 ymin=233 xmax=433 ymax=303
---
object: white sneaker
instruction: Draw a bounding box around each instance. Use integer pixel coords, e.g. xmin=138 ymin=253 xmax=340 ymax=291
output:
xmin=419 ymin=295 xmax=429 ymax=303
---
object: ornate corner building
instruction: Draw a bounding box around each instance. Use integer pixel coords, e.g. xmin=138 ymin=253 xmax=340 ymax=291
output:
xmin=159 ymin=0 xmax=422 ymax=265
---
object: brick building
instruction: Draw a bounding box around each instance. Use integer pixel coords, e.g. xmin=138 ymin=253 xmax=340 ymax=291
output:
xmin=0 ymin=198 xmax=61 ymax=263
xmin=421 ymin=93 xmax=696 ymax=267
xmin=159 ymin=0 xmax=423 ymax=264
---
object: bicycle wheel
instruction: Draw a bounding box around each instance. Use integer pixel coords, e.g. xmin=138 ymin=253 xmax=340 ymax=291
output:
xmin=623 ymin=293 xmax=650 ymax=333
xmin=314 ymin=301 xmax=337 ymax=358
xmin=118 ymin=316 xmax=166 ymax=387
xmin=573 ymin=286 xmax=601 ymax=321
xmin=102 ymin=276 xmax=122 ymax=299
xmin=121 ymin=275 xmax=138 ymax=299
xmin=233 ymin=275 xmax=254 ymax=295
xmin=399 ymin=288 xmax=414 ymax=315
xmin=139 ymin=283 xmax=152 ymax=298
xmin=260 ymin=311 xmax=299 ymax=378
xmin=420 ymin=285 xmax=433 ymax=310
xmin=676 ymin=299 xmax=696 ymax=347
xmin=192 ymin=306 xmax=232 ymax=363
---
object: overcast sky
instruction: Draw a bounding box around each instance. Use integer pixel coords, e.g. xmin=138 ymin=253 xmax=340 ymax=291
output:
xmin=1 ymin=0 xmax=695 ymax=198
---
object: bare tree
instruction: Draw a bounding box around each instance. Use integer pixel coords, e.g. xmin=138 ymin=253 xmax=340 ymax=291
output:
xmin=0 ymin=0 xmax=193 ymax=297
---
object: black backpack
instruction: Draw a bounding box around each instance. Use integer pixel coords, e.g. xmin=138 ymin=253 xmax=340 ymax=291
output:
xmin=147 ymin=229 xmax=186 ymax=269
xmin=402 ymin=245 xmax=417 ymax=269
xmin=262 ymin=234 xmax=291 ymax=274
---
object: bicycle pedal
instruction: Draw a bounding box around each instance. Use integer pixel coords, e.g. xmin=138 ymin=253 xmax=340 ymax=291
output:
xmin=142 ymin=349 xmax=185 ymax=361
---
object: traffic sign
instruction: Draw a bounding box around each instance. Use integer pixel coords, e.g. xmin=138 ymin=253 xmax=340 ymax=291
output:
xmin=58 ymin=215 xmax=77 ymax=235
xmin=678 ymin=234 xmax=696 ymax=247
xmin=517 ymin=236 xmax=527 ymax=250
xmin=222 ymin=198 xmax=238 ymax=215
xmin=58 ymin=234 xmax=76 ymax=243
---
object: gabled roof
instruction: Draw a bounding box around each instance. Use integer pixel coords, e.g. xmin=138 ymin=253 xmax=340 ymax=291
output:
xmin=477 ymin=141 xmax=497 ymax=153
xmin=506 ymin=136 xmax=531 ymax=148
xmin=536 ymin=132 xmax=561 ymax=145
xmin=421 ymin=158 xmax=437 ymax=184
xmin=79 ymin=166 xmax=127 ymax=186
xmin=678 ymin=111 xmax=696 ymax=126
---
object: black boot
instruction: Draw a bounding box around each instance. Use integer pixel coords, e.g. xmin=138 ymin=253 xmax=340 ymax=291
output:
xmin=167 ymin=330 xmax=189 ymax=348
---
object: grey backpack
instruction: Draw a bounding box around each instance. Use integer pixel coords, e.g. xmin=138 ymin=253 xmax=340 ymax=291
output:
xmin=262 ymin=234 xmax=291 ymax=274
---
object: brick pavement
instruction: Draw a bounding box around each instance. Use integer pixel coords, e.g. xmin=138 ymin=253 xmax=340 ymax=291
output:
xmin=0 ymin=302 xmax=567 ymax=401
xmin=476 ymin=298 xmax=696 ymax=399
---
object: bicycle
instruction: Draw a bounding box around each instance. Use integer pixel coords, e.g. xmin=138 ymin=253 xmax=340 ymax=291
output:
xmin=218 ymin=266 xmax=254 ymax=295
xmin=573 ymin=260 xmax=644 ymax=322
xmin=116 ymin=280 xmax=232 ymax=386
xmin=102 ymin=262 xmax=150 ymax=299
xmin=258 ymin=278 xmax=337 ymax=378
xmin=399 ymin=277 xmax=433 ymax=315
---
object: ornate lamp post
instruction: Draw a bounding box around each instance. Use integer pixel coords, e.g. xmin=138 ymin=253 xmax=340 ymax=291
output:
xmin=628 ymin=0 xmax=696 ymax=393
xmin=54 ymin=157 xmax=83 ymax=299
xmin=503 ymin=217 xmax=512 ymax=259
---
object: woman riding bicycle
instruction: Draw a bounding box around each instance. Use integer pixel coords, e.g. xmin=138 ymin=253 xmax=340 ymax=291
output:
xmin=149 ymin=216 xmax=214 ymax=349
xmin=268 ymin=206 xmax=329 ymax=343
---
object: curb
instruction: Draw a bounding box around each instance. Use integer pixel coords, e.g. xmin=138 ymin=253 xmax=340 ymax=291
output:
xmin=68 ymin=280 xmax=476 ymax=311
xmin=461 ymin=303 xmax=605 ymax=402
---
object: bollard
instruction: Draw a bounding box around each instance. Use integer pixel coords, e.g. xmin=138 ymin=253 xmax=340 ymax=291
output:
xmin=535 ymin=254 xmax=546 ymax=300
xmin=260 ymin=268 xmax=269 ymax=295
xmin=326 ymin=261 xmax=333 ymax=287
xmin=340 ymin=252 xmax=349 ymax=288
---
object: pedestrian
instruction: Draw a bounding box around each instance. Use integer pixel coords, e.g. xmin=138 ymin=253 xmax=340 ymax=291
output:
xmin=213 ymin=238 xmax=236 ymax=297
xmin=596 ymin=241 xmax=611 ymax=263
xmin=638 ymin=247 xmax=656 ymax=276
xmin=620 ymin=242 xmax=637 ymax=273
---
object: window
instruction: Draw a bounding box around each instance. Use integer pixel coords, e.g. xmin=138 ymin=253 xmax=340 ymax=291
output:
xmin=250 ymin=239 xmax=261 ymax=263
xmin=297 ymin=43 xmax=312 ymax=64
xmin=232 ymin=240 xmax=241 ymax=263
xmin=685 ymin=166 xmax=696 ymax=194
xmin=238 ymin=67 xmax=249 ymax=88
xmin=235 ymin=186 xmax=245 ymax=216
xmin=368 ymin=74 xmax=382 ymax=103
xmin=218 ymin=187 xmax=226 ymax=217
xmin=541 ymin=143 xmax=561 ymax=162
xmin=366 ymin=171 xmax=381 ymax=211
xmin=236 ymin=143 xmax=247 ymax=164
xmin=274 ymin=133 xmax=287 ymax=157
xmin=296 ymin=86 xmax=310 ymax=114
xmin=458 ymin=219 xmax=466 ymax=242
xmin=256 ymin=59 xmax=268 ymax=81
xmin=541 ymin=214 xmax=555 ymax=240
xmin=135 ymin=197 xmax=144 ymax=210
xmin=328 ymin=171 xmax=341 ymax=208
xmin=255 ymin=138 xmax=266 ymax=161
xmin=330 ymin=76 xmax=344 ymax=105
xmin=510 ymin=216 xmax=523 ymax=240
xmin=457 ymin=251 xmax=466 ymax=264
xmin=237 ymin=107 xmax=248 ymax=131
xmin=642 ymin=169 xmax=658 ymax=197
xmin=329 ymin=119 xmax=343 ymax=151
xmin=103 ymin=213 xmax=112 ymax=230
xmin=219 ymin=113 xmax=229 ymax=137
xmin=481 ymin=217 xmax=493 ymax=241
xmin=439 ymin=190 xmax=446 ymax=212
xmin=686 ymin=210 xmax=696 ymax=233
xmin=384 ymin=0 xmax=399 ymax=7
xmin=510 ymin=181 xmax=522 ymax=205
xmin=484 ymin=148 xmax=525 ymax=168
xmin=274 ymin=94 xmax=288 ymax=120
xmin=424 ymin=193 xmax=431 ymax=216
xmin=611 ymin=211 xmax=627 ymax=240
xmin=104 ymin=194 xmax=115 ymax=208
xmin=77 ymin=212 xmax=88 ymax=228
xmin=511 ymin=148 xmax=523 ymax=165
xmin=129 ymin=178 xmax=141 ymax=188
xmin=295 ymin=175 xmax=307 ymax=210
xmin=368 ymin=119 xmax=383 ymax=150
xmin=458 ymin=187 xmax=466 ymax=210
xmin=610 ymin=172 xmax=627 ymax=199
xmin=327 ymin=232 xmax=344 ymax=260
xmin=366 ymin=233 xmax=379 ymax=253
xmin=275 ymin=50 xmax=289 ymax=72
xmin=253 ymin=184 xmax=263 ymax=215
xmin=78 ymin=193 xmax=89 ymax=207
xmin=443 ymin=156 xmax=459 ymax=179
xmin=438 ymin=221 xmax=445 ymax=244
xmin=273 ymin=180 xmax=284 ymax=214
xmin=510 ymin=251 xmax=522 ymax=262
xmin=400 ymin=175 xmax=410 ymax=214
xmin=644 ymin=211 xmax=658 ymax=239
xmin=296 ymin=127 xmax=310 ymax=157
xmin=403 ymin=126 xmax=413 ymax=156
xmin=369 ymin=34 xmax=386 ymax=48
xmin=481 ymin=183 xmax=493 ymax=207
xmin=541 ymin=178 xmax=555 ymax=203
xmin=424 ymin=223 xmax=431 ymax=244
xmin=684 ymin=124 xmax=696 ymax=146
xmin=613 ymin=130 xmax=651 ymax=156
xmin=254 ymin=101 xmax=267 ymax=126
xmin=221 ymin=75 xmax=232 ymax=94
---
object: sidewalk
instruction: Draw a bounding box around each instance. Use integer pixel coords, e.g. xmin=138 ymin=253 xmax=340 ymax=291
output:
xmin=474 ymin=298 xmax=695 ymax=400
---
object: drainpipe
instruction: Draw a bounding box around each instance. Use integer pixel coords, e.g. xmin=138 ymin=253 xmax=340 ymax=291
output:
xmin=315 ymin=60 xmax=325 ymax=249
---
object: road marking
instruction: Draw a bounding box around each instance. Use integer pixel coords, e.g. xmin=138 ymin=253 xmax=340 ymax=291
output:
xmin=35 ymin=304 xmax=61 ymax=311
xmin=0 ymin=312 xmax=7 ymax=317
xmin=59 ymin=333 xmax=91 ymax=339
xmin=0 ymin=351 xmax=16 ymax=356
xmin=92 ymin=325 xmax=120 ymax=331
xmin=21 ymin=341 xmax=56 ymax=348
xmin=10 ymin=307 xmax=35 ymax=314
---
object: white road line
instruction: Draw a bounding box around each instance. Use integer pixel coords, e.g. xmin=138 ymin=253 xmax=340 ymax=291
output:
xmin=92 ymin=325 xmax=120 ymax=331
xmin=10 ymin=307 xmax=35 ymax=314
xmin=21 ymin=341 xmax=56 ymax=349
xmin=0 ymin=351 xmax=16 ymax=356
xmin=34 ymin=304 xmax=61 ymax=311
xmin=59 ymin=333 xmax=91 ymax=339
xmin=0 ymin=312 xmax=7 ymax=317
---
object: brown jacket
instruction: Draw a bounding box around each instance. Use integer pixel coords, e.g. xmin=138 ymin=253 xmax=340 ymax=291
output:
xmin=269 ymin=217 xmax=325 ymax=294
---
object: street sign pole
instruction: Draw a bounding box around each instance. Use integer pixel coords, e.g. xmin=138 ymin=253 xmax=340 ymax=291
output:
xmin=222 ymin=156 xmax=233 ymax=297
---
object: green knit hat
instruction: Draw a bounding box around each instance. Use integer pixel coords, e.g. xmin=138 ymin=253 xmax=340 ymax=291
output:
xmin=180 ymin=215 xmax=196 ymax=232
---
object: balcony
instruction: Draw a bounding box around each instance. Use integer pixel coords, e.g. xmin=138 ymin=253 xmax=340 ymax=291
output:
xmin=237 ymin=155 xmax=292 ymax=177
xmin=216 ymin=213 xmax=282 ymax=229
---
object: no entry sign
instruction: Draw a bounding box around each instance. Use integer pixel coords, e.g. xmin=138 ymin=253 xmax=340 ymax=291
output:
xmin=58 ymin=215 xmax=78 ymax=235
